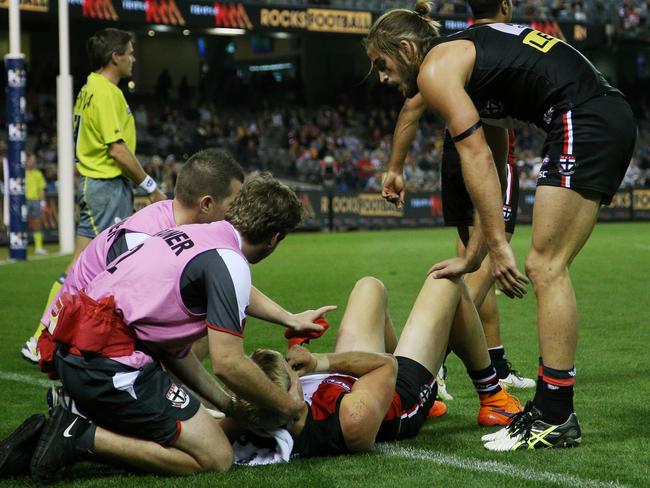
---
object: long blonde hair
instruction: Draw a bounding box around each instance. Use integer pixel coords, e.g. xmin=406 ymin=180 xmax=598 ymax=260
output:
xmin=364 ymin=0 xmax=441 ymax=66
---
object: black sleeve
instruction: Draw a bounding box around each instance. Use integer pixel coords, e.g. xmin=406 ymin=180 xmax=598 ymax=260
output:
xmin=180 ymin=250 xmax=245 ymax=337
xmin=106 ymin=232 xmax=129 ymax=266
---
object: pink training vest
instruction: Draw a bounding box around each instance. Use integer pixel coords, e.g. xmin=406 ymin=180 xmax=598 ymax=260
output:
xmin=41 ymin=200 xmax=176 ymax=327
xmin=84 ymin=220 xmax=248 ymax=368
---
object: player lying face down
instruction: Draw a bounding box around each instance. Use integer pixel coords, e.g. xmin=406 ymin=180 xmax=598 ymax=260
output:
xmin=231 ymin=276 xmax=522 ymax=457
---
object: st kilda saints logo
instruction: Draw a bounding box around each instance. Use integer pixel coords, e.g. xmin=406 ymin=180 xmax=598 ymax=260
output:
xmin=418 ymin=382 xmax=434 ymax=406
xmin=503 ymin=204 xmax=513 ymax=222
xmin=166 ymin=384 xmax=190 ymax=408
xmin=558 ymin=155 xmax=576 ymax=176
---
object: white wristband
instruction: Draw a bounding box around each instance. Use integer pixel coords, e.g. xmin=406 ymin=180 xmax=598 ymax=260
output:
xmin=139 ymin=175 xmax=157 ymax=194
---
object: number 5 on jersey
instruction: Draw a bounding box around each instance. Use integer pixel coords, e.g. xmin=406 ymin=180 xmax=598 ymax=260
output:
xmin=523 ymin=30 xmax=560 ymax=53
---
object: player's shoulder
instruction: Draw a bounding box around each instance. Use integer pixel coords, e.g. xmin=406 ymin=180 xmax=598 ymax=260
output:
xmin=421 ymin=38 xmax=476 ymax=86
xmin=194 ymin=247 xmax=250 ymax=310
xmin=86 ymin=74 xmax=124 ymax=103
xmin=190 ymin=246 xmax=249 ymax=288
xmin=428 ymin=36 xmax=475 ymax=59
xmin=215 ymin=248 xmax=250 ymax=286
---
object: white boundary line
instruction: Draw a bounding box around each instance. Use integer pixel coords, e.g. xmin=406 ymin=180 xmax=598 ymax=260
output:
xmin=0 ymin=371 xmax=630 ymax=487
xmin=377 ymin=445 xmax=628 ymax=488
xmin=0 ymin=252 xmax=69 ymax=266
xmin=0 ymin=370 xmax=53 ymax=388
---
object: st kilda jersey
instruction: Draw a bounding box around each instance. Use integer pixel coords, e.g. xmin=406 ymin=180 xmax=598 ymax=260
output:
xmin=292 ymin=374 xmax=402 ymax=458
xmin=436 ymin=23 xmax=621 ymax=130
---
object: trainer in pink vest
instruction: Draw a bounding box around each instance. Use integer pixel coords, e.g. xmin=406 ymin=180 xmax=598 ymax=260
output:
xmin=82 ymin=220 xmax=250 ymax=369
xmin=40 ymin=200 xmax=176 ymax=327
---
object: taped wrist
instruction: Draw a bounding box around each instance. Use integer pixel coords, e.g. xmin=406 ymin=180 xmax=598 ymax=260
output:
xmin=139 ymin=175 xmax=157 ymax=194
xmin=313 ymin=354 xmax=330 ymax=373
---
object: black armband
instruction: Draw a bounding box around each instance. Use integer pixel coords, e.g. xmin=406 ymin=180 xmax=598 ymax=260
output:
xmin=451 ymin=120 xmax=483 ymax=143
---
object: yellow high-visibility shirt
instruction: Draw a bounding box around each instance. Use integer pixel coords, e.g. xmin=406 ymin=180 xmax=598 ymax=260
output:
xmin=25 ymin=168 xmax=46 ymax=201
xmin=73 ymin=72 xmax=136 ymax=179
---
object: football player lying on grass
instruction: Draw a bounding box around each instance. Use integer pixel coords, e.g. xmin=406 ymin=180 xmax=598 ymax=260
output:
xmin=231 ymin=276 xmax=522 ymax=457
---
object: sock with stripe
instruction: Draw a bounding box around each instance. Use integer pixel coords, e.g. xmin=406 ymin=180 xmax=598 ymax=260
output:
xmin=32 ymin=273 xmax=66 ymax=340
xmin=467 ymin=364 xmax=502 ymax=396
xmin=537 ymin=364 xmax=575 ymax=424
xmin=488 ymin=345 xmax=509 ymax=379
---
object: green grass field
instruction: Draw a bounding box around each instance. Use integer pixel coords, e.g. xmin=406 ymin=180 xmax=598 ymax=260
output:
xmin=1 ymin=222 xmax=649 ymax=487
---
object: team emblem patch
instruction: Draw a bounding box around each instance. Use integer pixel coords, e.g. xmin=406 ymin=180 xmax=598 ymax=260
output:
xmin=558 ymin=155 xmax=576 ymax=176
xmin=479 ymin=99 xmax=504 ymax=117
xmin=166 ymin=384 xmax=190 ymax=409
xmin=503 ymin=205 xmax=513 ymax=221
xmin=418 ymin=383 xmax=434 ymax=406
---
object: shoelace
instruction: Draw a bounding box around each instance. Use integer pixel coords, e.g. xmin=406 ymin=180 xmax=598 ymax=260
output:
xmin=516 ymin=408 xmax=540 ymax=441
xmin=505 ymin=361 xmax=526 ymax=380
xmin=505 ymin=401 xmax=535 ymax=435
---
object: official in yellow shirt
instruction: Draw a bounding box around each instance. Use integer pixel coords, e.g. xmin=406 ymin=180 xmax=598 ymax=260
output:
xmin=25 ymin=153 xmax=48 ymax=255
xmin=73 ymin=28 xmax=166 ymax=247
xmin=20 ymin=28 xmax=167 ymax=364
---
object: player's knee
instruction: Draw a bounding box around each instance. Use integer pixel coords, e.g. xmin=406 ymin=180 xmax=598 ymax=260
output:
xmin=196 ymin=446 xmax=233 ymax=473
xmin=525 ymin=252 xmax=566 ymax=287
xmin=456 ymin=279 xmax=472 ymax=300
xmin=524 ymin=253 xmax=543 ymax=285
xmin=354 ymin=276 xmax=386 ymax=299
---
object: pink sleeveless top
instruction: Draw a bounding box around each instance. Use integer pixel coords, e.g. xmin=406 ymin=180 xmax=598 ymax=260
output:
xmin=41 ymin=200 xmax=176 ymax=326
xmin=84 ymin=220 xmax=249 ymax=368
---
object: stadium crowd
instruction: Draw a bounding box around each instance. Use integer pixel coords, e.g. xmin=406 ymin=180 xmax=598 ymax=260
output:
xmin=8 ymin=96 xmax=650 ymax=199
xmin=250 ymin=0 xmax=650 ymax=28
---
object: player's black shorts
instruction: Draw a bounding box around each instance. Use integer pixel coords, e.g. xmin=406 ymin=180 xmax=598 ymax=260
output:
xmin=441 ymin=132 xmax=519 ymax=234
xmin=54 ymin=350 xmax=200 ymax=445
xmin=537 ymin=93 xmax=636 ymax=205
xmin=393 ymin=356 xmax=437 ymax=440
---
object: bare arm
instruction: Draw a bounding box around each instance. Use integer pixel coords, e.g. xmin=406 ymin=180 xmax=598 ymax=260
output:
xmin=382 ymin=94 xmax=427 ymax=208
xmin=209 ymin=329 xmax=303 ymax=419
xmin=388 ymin=94 xmax=426 ymax=173
xmin=418 ymin=42 xmax=528 ymax=297
xmin=418 ymin=44 xmax=505 ymax=250
xmin=286 ymin=345 xmax=397 ymax=453
xmin=431 ymin=124 xmax=509 ymax=277
xmin=459 ymin=124 xmax=510 ymax=267
xmin=339 ymin=356 xmax=397 ymax=452
xmin=108 ymin=141 xmax=167 ymax=202
xmin=247 ymin=286 xmax=336 ymax=333
xmin=163 ymin=350 xmax=233 ymax=413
